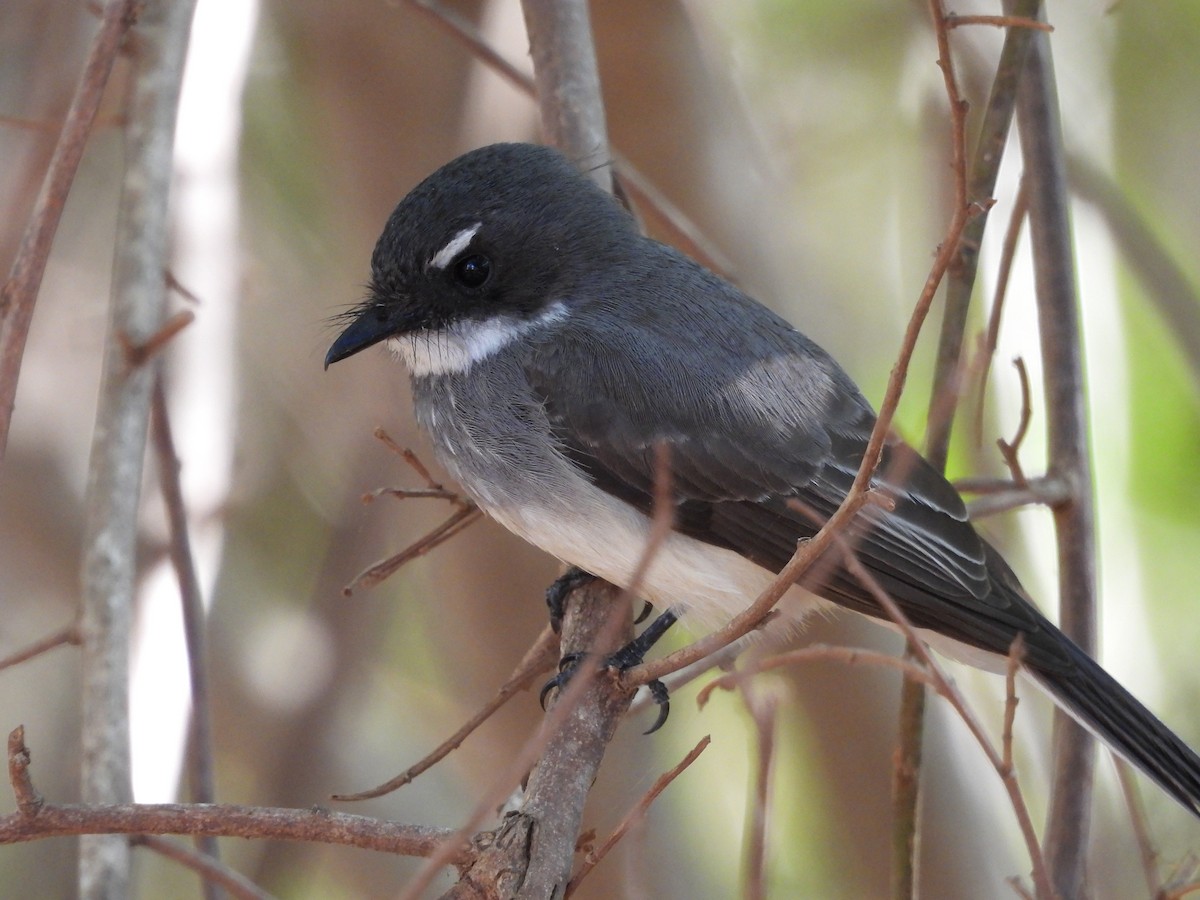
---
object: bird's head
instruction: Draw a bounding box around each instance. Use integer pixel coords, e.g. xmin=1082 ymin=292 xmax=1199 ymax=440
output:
xmin=325 ymin=142 xmax=635 ymax=370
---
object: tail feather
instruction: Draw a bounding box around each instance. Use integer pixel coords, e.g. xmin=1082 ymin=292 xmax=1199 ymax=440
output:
xmin=1030 ymin=631 xmax=1200 ymax=818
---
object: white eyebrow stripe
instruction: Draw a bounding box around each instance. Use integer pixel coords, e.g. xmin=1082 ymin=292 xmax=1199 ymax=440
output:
xmin=428 ymin=222 xmax=483 ymax=271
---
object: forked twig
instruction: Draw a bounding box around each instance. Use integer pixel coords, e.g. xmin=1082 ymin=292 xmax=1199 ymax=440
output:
xmin=332 ymin=625 xmax=559 ymax=801
xmin=564 ymin=734 xmax=711 ymax=895
xmin=341 ymin=436 xmax=480 ymax=596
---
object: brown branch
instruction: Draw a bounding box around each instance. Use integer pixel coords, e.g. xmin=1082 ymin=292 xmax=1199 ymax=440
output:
xmin=1002 ymin=636 xmax=1026 ymax=772
xmin=1 ymin=802 xmax=463 ymax=861
xmin=696 ymin=646 xmax=938 ymax=709
xmin=1113 ymin=758 xmax=1163 ymax=898
xmin=134 ymin=836 xmax=274 ymax=900
xmin=945 ymin=14 xmax=1053 ymax=31
xmin=332 ymin=625 xmax=559 ymax=801
xmin=150 ymin=377 xmax=222 ymax=879
xmin=742 ymin=686 xmax=780 ymax=900
xmin=439 ymin=449 xmax=674 ymax=897
xmin=405 ymin=587 xmax=630 ymax=900
xmin=564 ymin=735 xmax=711 ymax=896
xmin=3 ymin=726 xmax=464 ymax=860
xmin=8 ymin=726 xmax=43 ymax=816
xmin=0 ymin=0 xmax=141 ymax=460
xmin=996 ymin=356 xmax=1033 ymax=485
xmin=0 ymin=624 xmax=81 ymax=672
xmin=1016 ymin=10 xmax=1098 ymax=893
xmin=624 ymin=186 xmax=978 ymax=690
xmin=831 ymin=540 xmax=1054 ymax=899
xmin=973 ymin=179 xmax=1029 ymax=446
xmin=341 ymin=505 xmax=483 ymax=596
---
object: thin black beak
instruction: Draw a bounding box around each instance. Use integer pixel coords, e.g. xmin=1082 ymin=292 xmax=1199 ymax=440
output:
xmin=325 ymin=303 xmax=404 ymax=369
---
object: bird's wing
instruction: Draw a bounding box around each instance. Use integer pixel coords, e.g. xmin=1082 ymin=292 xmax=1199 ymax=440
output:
xmin=522 ymin=290 xmax=1066 ymax=671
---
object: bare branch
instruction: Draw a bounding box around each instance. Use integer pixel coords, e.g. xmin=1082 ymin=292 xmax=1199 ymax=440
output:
xmin=742 ymin=686 xmax=780 ymax=900
xmin=1016 ymin=9 xmax=1098 ymax=891
xmin=996 ymin=357 xmax=1033 ymax=485
xmin=0 ymin=0 xmax=141 ymax=459
xmin=150 ymin=377 xmax=222 ymax=879
xmin=519 ymin=0 xmax=610 ymax=189
xmin=1113 ymin=758 xmax=1163 ymax=898
xmin=134 ymin=836 xmax=274 ymax=900
xmin=0 ymin=624 xmax=81 ymax=672
xmin=341 ymin=505 xmax=483 ymax=596
xmin=332 ymin=625 xmax=559 ymax=801
xmin=565 ymin=735 xmax=710 ymax=896
xmin=79 ymin=2 xmax=199 ymax=894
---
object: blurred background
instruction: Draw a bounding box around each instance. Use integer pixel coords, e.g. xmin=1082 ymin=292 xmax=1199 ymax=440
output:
xmin=2 ymin=0 xmax=1199 ymax=896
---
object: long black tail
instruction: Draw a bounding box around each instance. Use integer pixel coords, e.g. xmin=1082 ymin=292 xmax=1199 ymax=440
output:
xmin=1029 ymin=623 xmax=1200 ymax=818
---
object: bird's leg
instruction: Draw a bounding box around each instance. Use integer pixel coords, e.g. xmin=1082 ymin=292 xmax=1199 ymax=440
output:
xmin=545 ymin=566 xmax=596 ymax=633
xmin=540 ymin=608 xmax=679 ymax=735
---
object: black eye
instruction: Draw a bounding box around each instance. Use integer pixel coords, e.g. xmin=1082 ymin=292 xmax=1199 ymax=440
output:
xmin=452 ymin=254 xmax=491 ymax=289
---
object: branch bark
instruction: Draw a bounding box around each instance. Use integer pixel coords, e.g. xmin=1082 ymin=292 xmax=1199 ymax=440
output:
xmin=78 ymin=1 xmax=198 ymax=896
xmin=519 ymin=0 xmax=611 ymax=191
xmin=1016 ymin=13 xmax=1098 ymax=897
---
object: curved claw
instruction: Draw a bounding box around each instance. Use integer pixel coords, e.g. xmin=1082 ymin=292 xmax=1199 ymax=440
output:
xmin=633 ymin=600 xmax=654 ymax=625
xmin=642 ymin=680 xmax=671 ymax=735
xmin=539 ymin=652 xmax=582 ymax=709
xmin=545 ymin=568 xmax=596 ymax=633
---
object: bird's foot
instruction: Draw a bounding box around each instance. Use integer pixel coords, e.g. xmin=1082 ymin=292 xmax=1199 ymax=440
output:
xmin=539 ymin=609 xmax=678 ymax=734
xmin=545 ymin=566 xmax=597 ymax=634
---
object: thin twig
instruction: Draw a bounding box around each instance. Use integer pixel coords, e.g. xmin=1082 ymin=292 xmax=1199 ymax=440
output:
xmin=1113 ymin=757 xmax=1163 ymax=898
xmin=742 ymin=685 xmax=780 ymax=900
xmin=0 ymin=0 xmax=141 ymax=459
xmin=564 ymin=735 xmax=711 ymax=896
xmin=996 ymin=357 xmax=1033 ymax=485
xmin=831 ymin=539 xmax=1054 ymax=899
xmin=0 ymin=624 xmax=81 ymax=672
xmin=696 ymin=646 xmax=937 ymax=708
xmin=973 ymin=179 xmax=1029 ymax=447
xmin=332 ymin=625 xmax=559 ymax=801
xmin=134 ymin=836 xmax=274 ymax=900
xmin=1002 ymin=635 xmax=1026 ymax=772
xmin=7 ymin=726 xmax=43 ymax=816
xmin=341 ymin=505 xmax=483 ymax=596
xmin=397 ymin=589 xmax=628 ymax=900
xmin=150 ymin=377 xmax=222 ymax=879
xmin=945 ymin=14 xmax=1053 ymax=31
xmin=623 ymin=85 xmax=981 ymax=698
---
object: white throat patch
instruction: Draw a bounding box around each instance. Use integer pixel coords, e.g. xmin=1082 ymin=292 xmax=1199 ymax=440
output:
xmin=390 ymin=302 xmax=569 ymax=377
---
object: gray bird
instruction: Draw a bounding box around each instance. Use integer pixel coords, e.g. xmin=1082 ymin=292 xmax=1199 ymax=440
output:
xmin=326 ymin=141 xmax=1200 ymax=818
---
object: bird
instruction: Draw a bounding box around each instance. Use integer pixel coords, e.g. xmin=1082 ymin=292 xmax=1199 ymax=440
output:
xmin=325 ymin=141 xmax=1200 ymax=819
